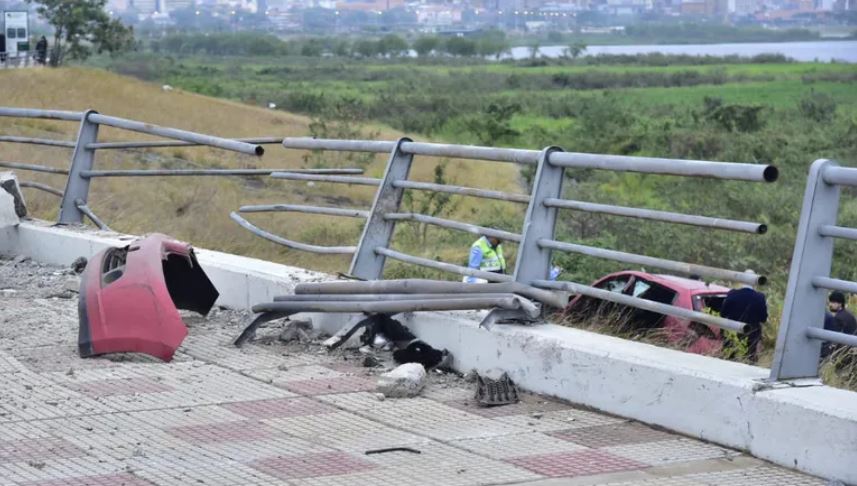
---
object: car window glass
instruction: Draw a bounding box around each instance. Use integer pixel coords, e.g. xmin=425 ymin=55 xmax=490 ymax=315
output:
xmin=632 ymin=280 xmax=651 ymax=297
xmin=596 ymin=277 xmax=629 ymax=293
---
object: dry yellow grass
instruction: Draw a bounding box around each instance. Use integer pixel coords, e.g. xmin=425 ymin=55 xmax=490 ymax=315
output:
xmin=0 ymin=67 xmax=525 ymax=273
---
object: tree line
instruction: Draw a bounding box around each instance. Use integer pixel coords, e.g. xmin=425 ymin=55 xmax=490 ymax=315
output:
xmin=148 ymin=31 xmax=517 ymax=59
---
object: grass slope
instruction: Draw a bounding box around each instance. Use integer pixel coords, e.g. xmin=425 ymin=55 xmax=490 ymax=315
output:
xmin=0 ymin=67 xmax=521 ymax=273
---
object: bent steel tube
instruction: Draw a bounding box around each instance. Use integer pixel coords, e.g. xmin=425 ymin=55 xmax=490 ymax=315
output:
xmin=0 ymin=136 xmax=77 ymax=148
xmin=818 ymin=225 xmax=857 ymax=241
xmin=283 ymin=138 xmax=396 ymax=153
xmin=806 ymin=327 xmax=857 ymax=348
xmin=87 ymin=113 xmax=263 ymax=156
xmin=240 ymin=204 xmax=369 ymax=219
xmin=271 ymin=172 xmax=382 ymax=186
xmin=822 ymin=165 xmax=857 ymax=187
xmin=393 ymin=180 xmax=531 ymax=204
xmin=230 ymin=212 xmax=356 ymax=254
xmin=374 ymin=247 xmax=513 ymax=284
xmin=88 ymin=137 xmax=283 ymax=149
xmin=281 ymin=138 xmax=542 ymax=165
xmin=543 ymin=198 xmax=766 ymax=234
xmin=295 ymin=278 xmax=566 ymax=309
xmin=80 ymin=168 xmax=363 ymax=178
xmin=549 ymin=152 xmax=778 ymax=183
xmin=0 ymin=107 xmax=83 ymax=121
xmin=252 ymin=296 xmax=528 ymax=315
xmin=399 ymin=142 xmax=540 ymax=165
xmin=0 ymin=161 xmax=69 ymax=174
xmin=74 ymin=199 xmax=111 ymax=231
xmin=20 ymin=181 xmax=63 ymax=197
xmin=538 ymin=238 xmax=764 ymax=286
xmin=274 ymin=293 xmax=517 ymax=302
xmin=384 ymin=213 xmax=522 ymax=242
xmin=811 ymin=276 xmax=857 ymax=295
xmin=533 ymin=279 xmax=747 ymax=333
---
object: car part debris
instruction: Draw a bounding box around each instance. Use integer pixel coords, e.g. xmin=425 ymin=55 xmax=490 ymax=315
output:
xmin=71 ymin=257 xmax=88 ymax=274
xmin=78 ymin=233 xmax=219 ymax=361
xmin=0 ymin=171 xmax=27 ymax=218
xmin=365 ymin=447 xmax=421 ymax=455
xmin=475 ymin=372 xmax=519 ymax=407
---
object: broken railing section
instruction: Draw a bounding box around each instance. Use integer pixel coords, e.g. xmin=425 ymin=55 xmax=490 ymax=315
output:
xmin=0 ymin=107 xmax=363 ymax=228
xmin=255 ymin=137 xmax=774 ymax=338
xmin=771 ymin=160 xmax=857 ymax=381
xmin=234 ymin=279 xmax=547 ymax=347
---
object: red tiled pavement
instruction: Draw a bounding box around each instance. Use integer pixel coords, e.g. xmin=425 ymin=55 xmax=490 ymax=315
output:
xmin=68 ymin=377 xmax=173 ymax=397
xmin=251 ymin=451 xmax=378 ymax=479
xmin=221 ymin=397 xmax=336 ymax=419
xmin=506 ymin=449 xmax=648 ymax=477
xmin=282 ymin=376 xmax=377 ymax=396
xmin=166 ymin=420 xmax=277 ymax=443
xmin=17 ymin=473 xmax=155 ymax=486
xmin=551 ymin=422 xmax=674 ymax=448
xmin=0 ymin=437 xmax=87 ymax=463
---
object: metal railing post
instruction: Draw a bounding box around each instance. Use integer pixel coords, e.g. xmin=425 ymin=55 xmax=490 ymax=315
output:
xmin=350 ymin=137 xmax=414 ymax=280
xmin=514 ymin=146 xmax=565 ymax=285
xmin=58 ymin=110 xmax=99 ymax=225
xmin=770 ymin=159 xmax=839 ymax=381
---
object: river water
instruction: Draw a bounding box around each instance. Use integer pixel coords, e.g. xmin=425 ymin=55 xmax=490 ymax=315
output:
xmin=508 ymin=40 xmax=857 ymax=63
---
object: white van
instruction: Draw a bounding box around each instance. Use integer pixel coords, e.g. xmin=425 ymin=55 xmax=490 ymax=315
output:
xmin=1 ymin=11 xmax=29 ymax=60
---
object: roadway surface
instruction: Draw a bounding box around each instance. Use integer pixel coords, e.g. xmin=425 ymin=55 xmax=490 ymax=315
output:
xmin=0 ymin=256 xmax=826 ymax=485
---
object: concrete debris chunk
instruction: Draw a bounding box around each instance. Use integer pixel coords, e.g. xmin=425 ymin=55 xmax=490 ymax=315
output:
xmin=279 ymin=319 xmax=313 ymax=343
xmin=377 ymin=363 xmax=426 ymax=398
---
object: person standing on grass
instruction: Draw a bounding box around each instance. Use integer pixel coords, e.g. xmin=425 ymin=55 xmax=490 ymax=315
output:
xmin=822 ymin=291 xmax=857 ymax=359
xmin=464 ymin=235 xmax=506 ymax=284
xmin=35 ymin=36 xmax=48 ymax=65
xmin=720 ymin=270 xmax=768 ymax=363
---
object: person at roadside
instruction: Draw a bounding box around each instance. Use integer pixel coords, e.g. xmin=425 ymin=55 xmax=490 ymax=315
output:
xmin=464 ymin=235 xmax=505 ymax=284
xmin=720 ymin=271 xmax=768 ymax=363
xmin=822 ymin=291 xmax=857 ymax=359
xmin=35 ymin=36 xmax=48 ymax=65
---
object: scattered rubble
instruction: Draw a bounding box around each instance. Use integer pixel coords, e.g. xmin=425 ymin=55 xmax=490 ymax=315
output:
xmin=278 ymin=319 xmax=314 ymax=343
xmin=377 ymin=363 xmax=427 ymax=398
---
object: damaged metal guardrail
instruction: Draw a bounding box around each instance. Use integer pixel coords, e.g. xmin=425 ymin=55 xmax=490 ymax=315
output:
xmin=0 ymin=107 xmax=363 ymax=227
xmin=21 ymin=106 xmax=856 ymax=381
xmin=771 ymin=159 xmax=857 ymax=380
xmin=252 ymin=137 xmax=774 ymax=338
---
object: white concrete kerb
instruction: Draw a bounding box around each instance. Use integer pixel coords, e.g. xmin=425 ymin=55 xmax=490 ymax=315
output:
xmin=1 ymin=219 xmax=855 ymax=484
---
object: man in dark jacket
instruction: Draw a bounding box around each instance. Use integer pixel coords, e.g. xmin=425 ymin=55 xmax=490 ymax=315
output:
xmin=35 ymin=36 xmax=48 ymax=65
xmin=822 ymin=291 xmax=857 ymax=359
xmin=720 ymin=272 xmax=768 ymax=363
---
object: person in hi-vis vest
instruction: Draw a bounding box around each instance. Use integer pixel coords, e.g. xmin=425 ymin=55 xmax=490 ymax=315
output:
xmin=464 ymin=235 xmax=506 ymax=283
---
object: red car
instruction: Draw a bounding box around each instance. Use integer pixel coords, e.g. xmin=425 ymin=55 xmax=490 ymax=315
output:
xmin=565 ymin=270 xmax=730 ymax=355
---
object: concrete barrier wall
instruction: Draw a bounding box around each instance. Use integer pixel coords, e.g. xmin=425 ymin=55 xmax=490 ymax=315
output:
xmin=1 ymin=220 xmax=855 ymax=484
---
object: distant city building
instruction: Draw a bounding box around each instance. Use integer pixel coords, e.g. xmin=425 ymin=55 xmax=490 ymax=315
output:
xmin=107 ymin=0 xmax=132 ymax=11
xmin=415 ymin=4 xmax=463 ymax=24
xmin=132 ymin=0 xmax=161 ymax=14
xmin=335 ymin=0 xmax=405 ymax=11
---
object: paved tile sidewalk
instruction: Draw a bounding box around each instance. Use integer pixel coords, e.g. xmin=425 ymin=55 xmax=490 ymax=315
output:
xmin=0 ymin=259 xmax=828 ymax=485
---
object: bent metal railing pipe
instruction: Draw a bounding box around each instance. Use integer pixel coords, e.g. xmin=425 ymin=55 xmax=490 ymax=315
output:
xmin=4 ymin=109 xmax=807 ymax=376
xmin=275 ymin=138 xmax=777 ymax=325
xmin=771 ymin=159 xmax=857 ymax=381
